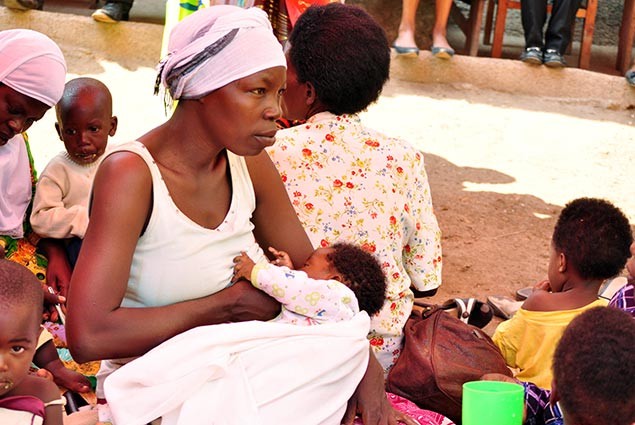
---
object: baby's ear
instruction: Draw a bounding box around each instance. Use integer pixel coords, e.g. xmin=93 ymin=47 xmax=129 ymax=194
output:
xmin=329 ymin=272 xmax=343 ymax=282
xmin=109 ymin=116 xmax=119 ymax=137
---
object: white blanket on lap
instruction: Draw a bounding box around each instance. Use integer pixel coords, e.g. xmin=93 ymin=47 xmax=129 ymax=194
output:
xmin=104 ymin=312 xmax=371 ymax=425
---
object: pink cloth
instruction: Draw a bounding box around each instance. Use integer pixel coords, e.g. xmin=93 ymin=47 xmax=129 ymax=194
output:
xmin=353 ymin=393 xmax=455 ymax=425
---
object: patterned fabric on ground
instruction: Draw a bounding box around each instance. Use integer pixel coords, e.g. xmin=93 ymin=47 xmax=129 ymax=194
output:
xmin=523 ymin=381 xmax=564 ymax=425
xmin=609 ymin=283 xmax=635 ymax=318
xmin=352 ymin=393 xmax=455 ymax=425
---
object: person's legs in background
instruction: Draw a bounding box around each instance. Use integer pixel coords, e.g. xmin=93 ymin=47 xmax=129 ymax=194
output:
xmin=430 ymin=0 xmax=454 ymax=58
xmin=92 ymin=0 xmax=134 ymax=23
xmin=520 ymin=0 xmax=547 ymax=64
xmin=542 ymin=0 xmax=581 ymax=67
xmin=393 ymin=0 xmax=421 ymax=55
xmin=393 ymin=0 xmax=454 ymax=58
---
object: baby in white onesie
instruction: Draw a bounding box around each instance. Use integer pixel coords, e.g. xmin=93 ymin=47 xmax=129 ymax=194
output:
xmin=233 ymin=242 xmax=386 ymax=325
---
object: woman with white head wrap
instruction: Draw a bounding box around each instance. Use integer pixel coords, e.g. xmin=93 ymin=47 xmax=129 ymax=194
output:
xmin=0 ymin=29 xmax=66 ymax=239
xmin=0 ymin=29 xmax=73 ymax=298
xmin=0 ymin=26 xmax=95 ymax=408
xmin=68 ymin=6 xmax=406 ymax=424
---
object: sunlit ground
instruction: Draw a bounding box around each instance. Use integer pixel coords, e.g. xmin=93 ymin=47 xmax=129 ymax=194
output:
xmin=26 ymin=59 xmax=635 ymax=223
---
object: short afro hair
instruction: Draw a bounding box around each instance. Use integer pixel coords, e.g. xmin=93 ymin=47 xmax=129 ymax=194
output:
xmin=0 ymin=259 xmax=43 ymax=322
xmin=288 ymin=3 xmax=390 ymax=115
xmin=552 ymin=198 xmax=632 ymax=280
xmin=327 ymin=243 xmax=386 ymax=316
xmin=553 ymin=307 xmax=635 ymax=425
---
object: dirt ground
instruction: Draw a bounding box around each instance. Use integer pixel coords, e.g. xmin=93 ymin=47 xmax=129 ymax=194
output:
xmin=25 ymin=29 xmax=635 ymax=334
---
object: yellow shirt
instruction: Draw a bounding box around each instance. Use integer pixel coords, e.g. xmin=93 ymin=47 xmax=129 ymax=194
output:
xmin=492 ymin=299 xmax=607 ymax=388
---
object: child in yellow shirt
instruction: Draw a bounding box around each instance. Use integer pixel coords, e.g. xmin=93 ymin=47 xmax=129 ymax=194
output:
xmin=493 ymin=197 xmax=632 ymax=389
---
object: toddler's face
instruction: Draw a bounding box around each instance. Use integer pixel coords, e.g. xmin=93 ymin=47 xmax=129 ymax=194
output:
xmin=0 ymin=304 xmax=40 ymax=397
xmin=56 ymin=91 xmax=115 ymax=165
xmin=299 ymin=247 xmax=336 ymax=281
xmin=0 ymin=84 xmax=49 ymax=146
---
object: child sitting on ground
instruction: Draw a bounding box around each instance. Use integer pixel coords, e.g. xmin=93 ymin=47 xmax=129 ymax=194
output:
xmin=0 ymin=259 xmax=64 ymax=425
xmin=30 ymin=77 xmax=117 ymax=268
xmin=484 ymin=306 xmax=635 ymax=425
xmin=492 ymin=197 xmax=632 ymax=389
xmin=232 ymin=242 xmax=386 ymax=324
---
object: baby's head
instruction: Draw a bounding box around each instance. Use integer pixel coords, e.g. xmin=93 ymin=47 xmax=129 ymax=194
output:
xmin=300 ymin=243 xmax=386 ymax=316
xmin=552 ymin=306 xmax=635 ymax=425
xmin=549 ymin=198 xmax=632 ymax=289
xmin=0 ymin=260 xmax=43 ymax=397
xmin=55 ymin=77 xmax=117 ymax=165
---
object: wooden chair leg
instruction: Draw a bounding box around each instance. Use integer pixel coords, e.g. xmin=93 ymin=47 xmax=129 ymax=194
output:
xmin=617 ymin=0 xmax=635 ymax=73
xmin=578 ymin=0 xmax=597 ymax=69
xmin=484 ymin=0 xmax=496 ymax=45
xmin=465 ymin=0 xmax=486 ymax=55
xmin=491 ymin=0 xmax=508 ymax=57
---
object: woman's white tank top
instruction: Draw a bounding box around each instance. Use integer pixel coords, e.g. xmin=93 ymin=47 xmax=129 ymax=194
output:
xmin=109 ymin=141 xmax=267 ymax=308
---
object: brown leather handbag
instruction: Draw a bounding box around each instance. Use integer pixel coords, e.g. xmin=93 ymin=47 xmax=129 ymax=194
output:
xmin=386 ymin=302 xmax=513 ymax=424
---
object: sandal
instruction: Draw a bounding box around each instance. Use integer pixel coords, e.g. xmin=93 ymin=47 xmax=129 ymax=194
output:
xmin=440 ymin=298 xmax=493 ymax=328
xmin=487 ymin=295 xmax=523 ymax=320
xmin=515 ymin=286 xmax=533 ymax=301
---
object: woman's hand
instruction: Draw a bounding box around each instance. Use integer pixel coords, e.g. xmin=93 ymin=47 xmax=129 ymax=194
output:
xmin=224 ymin=280 xmax=281 ymax=322
xmin=341 ymin=350 xmax=420 ymax=425
xmin=232 ymin=252 xmax=256 ymax=284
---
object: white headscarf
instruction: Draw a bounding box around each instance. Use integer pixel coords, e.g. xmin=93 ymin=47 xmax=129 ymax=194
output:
xmin=158 ymin=5 xmax=286 ymax=100
xmin=0 ymin=29 xmax=67 ymax=107
xmin=0 ymin=29 xmax=66 ymax=238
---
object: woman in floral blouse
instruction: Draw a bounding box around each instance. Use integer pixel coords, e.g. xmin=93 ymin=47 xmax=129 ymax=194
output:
xmin=267 ymin=2 xmax=443 ymax=373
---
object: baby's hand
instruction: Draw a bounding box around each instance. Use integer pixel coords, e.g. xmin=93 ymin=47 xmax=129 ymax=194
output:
xmin=232 ymin=252 xmax=255 ymax=284
xmin=268 ymin=247 xmax=294 ymax=269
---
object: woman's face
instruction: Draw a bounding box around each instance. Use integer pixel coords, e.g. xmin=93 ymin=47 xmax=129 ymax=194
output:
xmin=0 ymin=83 xmax=50 ymax=146
xmin=201 ymin=66 xmax=286 ymax=156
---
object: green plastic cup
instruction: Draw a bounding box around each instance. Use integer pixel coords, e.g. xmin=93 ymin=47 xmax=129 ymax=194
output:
xmin=462 ymin=380 xmax=524 ymax=425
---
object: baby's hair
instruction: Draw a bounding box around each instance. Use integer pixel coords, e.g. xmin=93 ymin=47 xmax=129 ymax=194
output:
xmin=56 ymin=77 xmax=113 ymax=121
xmin=553 ymin=307 xmax=635 ymax=425
xmin=552 ymin=198 xmax=632 ymax=280
xmin=0 ymin=259 xmax=43 ymax=320
xmin=327 ymin=243 xmax=386 ymax=316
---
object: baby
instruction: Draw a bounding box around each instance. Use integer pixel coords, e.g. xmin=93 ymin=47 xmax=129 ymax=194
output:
xmin=30 ymin=77 xmax=117 ymax=267
xmin=0 ymin=259 xmax=64 ymax=425
xmin=493 ymin=197 xmax=632 ymax=389
xmin=233 ymin=242 xmax=386 ymax=325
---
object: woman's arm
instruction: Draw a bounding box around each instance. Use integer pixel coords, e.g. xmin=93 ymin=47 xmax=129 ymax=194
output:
xmin=246 ymin=151 xmax=313 ymax=267
xmin=66 ymin=152 xmax=274 ymax=363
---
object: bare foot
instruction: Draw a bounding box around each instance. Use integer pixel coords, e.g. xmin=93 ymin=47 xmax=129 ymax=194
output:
xmin=394 ymin=29 xmax=418 ymax=49
xmin=431 ymin=32 xmax=452 ymax=50
xmin=43 ymin=359 xmax=91 ymax=393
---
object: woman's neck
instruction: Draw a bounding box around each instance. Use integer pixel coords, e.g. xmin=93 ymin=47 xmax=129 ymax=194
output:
xmin=142 ymin=104 xmax=225 ymax=174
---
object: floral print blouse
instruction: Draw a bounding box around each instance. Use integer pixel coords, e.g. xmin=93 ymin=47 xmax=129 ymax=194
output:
xmin=267 ymin=112 xmax=442 ymax=371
